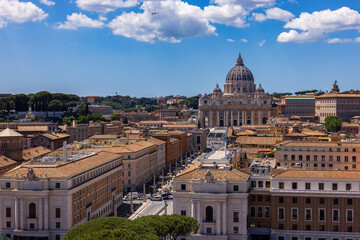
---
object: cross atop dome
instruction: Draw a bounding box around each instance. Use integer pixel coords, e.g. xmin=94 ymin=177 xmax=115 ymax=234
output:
xmin=236 ymin=52 xmax=244 ymax=66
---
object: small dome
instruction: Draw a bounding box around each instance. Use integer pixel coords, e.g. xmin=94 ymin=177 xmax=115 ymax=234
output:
xmin=225 ymin=53 xmax=254 ymax=83
xmin=213 ymin=84 xmax=222 ymax=93
xmin=256 ymin=84 xmax=264 ymax=92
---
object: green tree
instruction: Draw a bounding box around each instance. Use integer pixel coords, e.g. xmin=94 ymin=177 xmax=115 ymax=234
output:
xmin=48 ymin=99 xmax=62 ymax=115
xmin=324 ymin=115 xmax=342 ymax=132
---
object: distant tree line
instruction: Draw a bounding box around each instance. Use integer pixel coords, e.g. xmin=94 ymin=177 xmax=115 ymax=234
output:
xmin=271 ymin=89 xmax=325 ymax=99
xmin=0 ymin=91 xmax=79 ymax=114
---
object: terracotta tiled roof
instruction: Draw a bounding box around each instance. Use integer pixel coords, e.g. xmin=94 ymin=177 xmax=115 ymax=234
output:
xmin=89 ymin=135 xmax=118 ymax=140
xmin=17 ymin=126 xmax=48 ymax=132
xmin=169 ymin=130 xmax=186 ymax=135
xmin=2 ymin=151 xmax=121 ymax=178
xmin=273 ymin=170 xmax=360 ymax=179
xmin=0 ymin=128 xmax=23 ymax=137
xmin=0 ymin=155 xmax=17 ymax=168
xmin=22 ymin=147 xmax=52 ymax=161
xmin=99 ymin=141 xmax=155 ymax=153
xmin=236 ymin=136 xmax=283 ymax=145
xmin=316 ymin=93 xmax=360 ymax=98
xmin=176 ymin=166 xmax=249 ymax=181
xmin=235 ymin=130 xmax=256 ymax=136
xmin=280 ymin=141 xmax=360 ymax=148
xmin=148 ymin=137 xmax=166 ymax=145
xmin=163 ymin=124 xmax=197 ymax=128
xmin=41 ymin=133 xmax=69 ymax=140
xmin=170 ymin=138 xmax=180 ymax=144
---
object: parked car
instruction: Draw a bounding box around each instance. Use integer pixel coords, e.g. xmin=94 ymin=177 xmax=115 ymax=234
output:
xmin=123 ymin=192 xmax=139 ymax=201
xmin=151 ymin=195 xmax=162 ymax=201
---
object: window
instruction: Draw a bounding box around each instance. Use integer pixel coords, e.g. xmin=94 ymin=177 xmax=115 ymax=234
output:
xmin=352 ymin=156 xmax=356 ymax=162
xmin=345 ymin=156 xmax=349 ymax=162
xmin=314 ymin=155 xmax=318 ymax=161
xmin=347 ymin=199 xmax=353 ymax=205
xmin=30 ymin=223 xmax=35 ymax=229
xmin=346 ymin=183 xmax=352 ymax=190
xmin=347 ymin=226 xmax=353 ymax=232
xmin=265 ymin=181 xmax=270 ymax=188
xmin=278 ymin=208 xmax=285 ymax=220
xmin=206 ymin=228 xmax=212 ymax=234
xmin=305 ymin=182 xmax=311 ymax=190
xmin=306 ymin=225 xmax=311 ymax=230
xmin=279 ymin=197 xmax=284 ymax=203
xmin=292 ymin=197 xmax=297 ymax=204
xmin=292 ymin=224 xmax=297 ymax=230
xmin=5 ymin=182 xmax=10 ymax=188
xmin=251 ymin=181 xmax=256 ymax=188
xmin=320 ymin=198 xmax=325 ymax=204
xmin=346 ymin=209 xmax=353 ymax=222
xmin=56 ymin=208 xmax=61 ymax=218
xmin=332 ymin=183 xmax=338 ymax=190
xmin=333 ymin=225 xmax=339 ymax=232
xmin=6 ymin=222 xmax=11 ymax=228
xmin=258 ymin=181 xmax=264 ymax=188
xmin=181 ymin=210 xmax=186 ymax=216
xmin=56 ymin=222 xmax=61 ymax=229
xmin=306 ymin=155 xmax=310 ymax=161
xmin=284 ymin=155 xmax=288 ymax=160
xmin=233 ymin=185 xmax=239 ymax=191
xmin=278 ymin=224 xmax=284 ymax=230
xmin=337 ymin=156 xmax=341 ymax=162
xmin=258 ymin=195 xmax=263 ymax=202
xmin=305 ymin=208 xmax=312 ymax=220
xmin=292 ymin=182 xmax=297 ymax=190
xmin=128 ymin=171 xmax=131 ymax=177
xmin=233 ymin=226 xmax=239 ymax=233
xmin=29 ymin=203 xmax=36 ymax=219
xmin=250 ymin=195 xmax=256 ymax=202
xmin=55 ymin=182 xmax=60 ymax=189
xmin=278 ymin=237 xmax=284 ymax=240
xmin=6 ymin=208 xmax=11 ymax=218
xmin=319 ymin=225 xmax=325 ymax=231
xmin=181 ymin=184 xmax=186 ymax=190
xmin=233 ymin=212 xmax=239 ymax=222
xmin=250 ymin=206 xmax=256 ymax=218
xmin=291 ymin=208 xmax=298 ymax=220
xmin=319 ymin=209 xmax=325 ymax=221
xmin=257 ymin=207 xmax=263 ymax=218
xmin=291 ymin=155 xmax=295 ymax=161
xmin=265 ymin=207 xmax=270 ymax=217
xmin=205 ymin=206 xmax=213 ymax=222
xmin=279 ymin=182 xmax=284 ymax=189
xmin=319 ymin=183 xmax=324 ymax=190
xmin=306 ymin=198 xmax=311 ymax=204
xmin=333 ymin=198 xmax=339 ymax=205
xmin=329 ymin=155 xmax=333 ymax=161
xmin=299 ymin=155 xmax=303 ymax=161
xmin=56 ymin=235 xmax=60 ymax=240
xmin=332 ymin=209 xmax=339 ymax=222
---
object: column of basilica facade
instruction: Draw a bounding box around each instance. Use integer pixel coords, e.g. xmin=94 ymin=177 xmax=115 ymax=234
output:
xmin=199 ymin=53 xmax=274 ymax=128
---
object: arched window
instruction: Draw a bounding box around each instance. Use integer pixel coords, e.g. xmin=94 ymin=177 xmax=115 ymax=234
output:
xmin=29 ymin=203 xmax=36 ymax=218
xmin=205 ymin=206 xmax=213 ymax=222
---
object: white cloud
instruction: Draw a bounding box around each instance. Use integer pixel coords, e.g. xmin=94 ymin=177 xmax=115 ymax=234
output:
xmin=240 ymin=38 xmax=248 ymax=42
xmin=327 ymin=37 xmax=360 ymax=43
xmin=253 ymin=7 xmax=294 ymax=22
xmin=108 ymin=0 xmax=216 ymax=43
xmin=277 ymin=29 xmax=323 ymax=43
xmin=211 ymin=0 xmax=275 ymax=9
xmin=227 ymin=38 xmax=234 ymax=42
xmin=0 ymin=0 xmax=47 ymax=28
xmin=258 ymin=39 xmax=265 ymax=46
xmin=278 ymin=7 xmax=360 ymax=43
xmin=76 ymin=0 xmax=138 ymax=13
xmin=204 ymin=4 xmax=248 ymax=28
xmin=327 ymin=38 xmax=353 ymax=43
xmin=40 ymin=0 xmax=55 ymax=6
xmin=56 ymin=13 xmax=105 ymax=30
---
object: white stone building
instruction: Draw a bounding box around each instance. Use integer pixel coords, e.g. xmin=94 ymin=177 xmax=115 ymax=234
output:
xmin=173 ymin=150 xmax=250 ymax=239
xmin=0 ymin=149 xmax=124 ymax=240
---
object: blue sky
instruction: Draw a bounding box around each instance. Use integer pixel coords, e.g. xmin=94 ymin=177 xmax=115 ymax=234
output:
xmin=0 ymin=0 xmax=359 ymax=97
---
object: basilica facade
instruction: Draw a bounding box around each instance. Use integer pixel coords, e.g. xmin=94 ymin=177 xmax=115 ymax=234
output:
xmin=198 ymin=53 xmax=274 ymax=128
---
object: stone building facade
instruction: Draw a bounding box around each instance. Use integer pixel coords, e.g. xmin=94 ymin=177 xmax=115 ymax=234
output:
xmin=315 ymin=82 xmax=360 ymax=123
xmin=0 ymin=150 xmax=124 ymax=240
xmin=198 ymin=53 xmax=274 ymax=128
